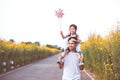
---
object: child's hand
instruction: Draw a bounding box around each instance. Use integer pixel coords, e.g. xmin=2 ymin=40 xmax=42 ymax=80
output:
xmin=60 ymin=31 xmax=63 ymax=35
xmin=71 ymin=38 xmax=77 ymax=43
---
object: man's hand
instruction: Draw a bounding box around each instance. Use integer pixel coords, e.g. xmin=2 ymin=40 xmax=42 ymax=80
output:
xmin=57 ymin=62 xmax=64 ymax=69
xmin=79 ymin=65 xmax=84 ymax=70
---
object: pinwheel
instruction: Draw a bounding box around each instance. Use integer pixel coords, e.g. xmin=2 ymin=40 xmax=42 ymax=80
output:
xmin=55 ymin=8 xmax=64 ymax=30
xmin=55 ymin=8 xmax=64 ymax=18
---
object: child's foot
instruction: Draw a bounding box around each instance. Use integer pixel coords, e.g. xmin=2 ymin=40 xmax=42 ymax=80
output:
xmin=79 ymin=62 xmax=84 ymax=70
xmin=57 ymin=60 xmax=63 ymax=64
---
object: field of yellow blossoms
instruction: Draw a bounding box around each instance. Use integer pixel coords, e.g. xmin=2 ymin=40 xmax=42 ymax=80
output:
xmin=0 ymin=40 xmax=61 ymax=74
xmin=81 ymin=27 xmax=120 ymax=80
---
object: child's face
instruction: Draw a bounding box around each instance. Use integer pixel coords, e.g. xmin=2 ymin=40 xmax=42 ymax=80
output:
xmin=69 ymin=26 xmax=76 ymax=34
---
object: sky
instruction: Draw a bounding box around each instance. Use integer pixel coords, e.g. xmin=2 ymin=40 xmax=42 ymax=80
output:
xmin=0 ymin=0 xmax=120 ymax=48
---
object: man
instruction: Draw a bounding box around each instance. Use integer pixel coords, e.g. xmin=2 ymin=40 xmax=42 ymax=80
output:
xmin=57 ymin=37 xmax=83 ymax=80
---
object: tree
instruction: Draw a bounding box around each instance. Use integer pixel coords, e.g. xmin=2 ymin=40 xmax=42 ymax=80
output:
xmin=9 ymin=39 xmax=15 ymax=43
xmin=34 ymin=41 xmax=40 ymax=46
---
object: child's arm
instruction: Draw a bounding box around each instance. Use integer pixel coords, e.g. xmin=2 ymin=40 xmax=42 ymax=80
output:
xmin=60 ymin=31 xmax=69 ymax=39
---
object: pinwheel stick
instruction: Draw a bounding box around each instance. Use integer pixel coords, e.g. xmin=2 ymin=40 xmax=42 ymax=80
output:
xmin=59 ymin=18 xmax=62 ymax=30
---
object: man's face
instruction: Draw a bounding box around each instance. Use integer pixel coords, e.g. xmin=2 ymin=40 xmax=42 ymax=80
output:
xmin=68 ymin=39 xmax=77 ymax=51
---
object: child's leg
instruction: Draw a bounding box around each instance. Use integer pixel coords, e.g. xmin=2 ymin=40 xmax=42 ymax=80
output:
xmin=76 ymin=44 xmax=85 ymax=70
xmin=76 ymin=43 xmax=81 ymax=52
xmin=63 ymin=47 xmax=69 ymax=57
xmin=76 ymin=43 xmax=84 ymax=62
xmin=77 ymin=53 xmax=83 ymax=62
xmin=65 ymin=47 xmax=70 ymax=52
xmin=57 ymin=48 xmax=69 ymax=63
xmin=58 ymin=55 xmax=64 ymax=60
xmin=77 ymin=53 xmax=84 ymax=70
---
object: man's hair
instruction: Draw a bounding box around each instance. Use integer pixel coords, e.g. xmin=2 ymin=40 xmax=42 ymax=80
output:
xmin=68 ymin=37 xmax=77 ymax=43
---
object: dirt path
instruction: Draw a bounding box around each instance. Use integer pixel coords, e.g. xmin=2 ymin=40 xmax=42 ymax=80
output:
xmin=0 ymin=54 xmax=94 ymax=80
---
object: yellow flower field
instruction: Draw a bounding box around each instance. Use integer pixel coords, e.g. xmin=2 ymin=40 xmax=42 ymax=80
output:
xmin=81 ymin=27 xmax=120 ymax=80
xmin=0 ymin=40 xmax=61 ymax=74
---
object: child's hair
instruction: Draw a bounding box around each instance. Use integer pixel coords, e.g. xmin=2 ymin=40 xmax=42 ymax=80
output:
xmin=69 ymin=24 xmax=77 ymax=30
xmin=68 ymin=24 xmax=78 ymax=36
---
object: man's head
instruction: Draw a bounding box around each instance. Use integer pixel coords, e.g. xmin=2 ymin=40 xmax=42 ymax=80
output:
xmin=68 ymin=37 xmax=77 ymax=52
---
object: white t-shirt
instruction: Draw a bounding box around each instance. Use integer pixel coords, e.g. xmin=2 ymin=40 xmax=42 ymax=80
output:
xmin=61 ymin=52 xmax=81 ymax=80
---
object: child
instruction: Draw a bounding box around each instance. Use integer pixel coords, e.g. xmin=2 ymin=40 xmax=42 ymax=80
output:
xmin=57 ymin=24 xmax=84 ymax=69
